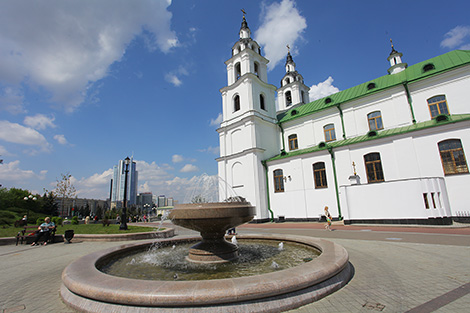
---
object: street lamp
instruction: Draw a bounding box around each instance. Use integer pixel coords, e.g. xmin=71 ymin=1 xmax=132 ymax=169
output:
xmin=120 ymin=157 xmax=131 ymax=230
xmin=23 ymin=194 xmax=37 ymax=223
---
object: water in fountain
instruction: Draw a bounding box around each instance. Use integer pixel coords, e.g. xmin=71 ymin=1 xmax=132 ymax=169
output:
xmin=99 ymin=239 xmax=319 ymax=281
xmin=231 ymin=236 xmax=238 ymax=246
xmin=156 ymin=209 xmax=170 ymax=231
xmin=278 ymin=242 xmax=284 ymax=251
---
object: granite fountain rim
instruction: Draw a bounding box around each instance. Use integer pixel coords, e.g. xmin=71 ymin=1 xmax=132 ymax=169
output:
xmin=61 ymin=233 xmax=349 ymax=307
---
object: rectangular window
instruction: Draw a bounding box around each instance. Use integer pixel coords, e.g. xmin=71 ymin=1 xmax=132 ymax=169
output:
xmin=428 ymin=95 xmax=449 ymax=119
xmin=423 ymin=193 xmax=430 ymax=209
xmin=431 ymin=193 xmax=436 ymax=209
xmin=438 ymin=139 xmax=469 ymax=175
xmin=368 ymin=111 xmax=383 ymax=131
xmin=288 ymin=134 xmax=298 ymax=151
xmin=313 ymin=162 xmax=328 ymax=188
xmin=324 ymin=124 xmax=336 ymax=142
xmin=364 ymin=153 xmax=385 ymax=183
xmin=274 ymin=169 xmax=284 ymax=193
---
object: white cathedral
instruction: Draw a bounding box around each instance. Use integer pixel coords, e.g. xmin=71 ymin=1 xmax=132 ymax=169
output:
xmin=217 ymin=15 xmax=470 ymax=225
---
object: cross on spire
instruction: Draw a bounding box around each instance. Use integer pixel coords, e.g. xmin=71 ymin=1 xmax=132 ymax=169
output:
xmin=241 ymin=8 xmax=246 ymax=17
xmin=286 ymin=44 xmax=290 ymax=53
xmin=390 ymin=38 xmax=394 ymax=49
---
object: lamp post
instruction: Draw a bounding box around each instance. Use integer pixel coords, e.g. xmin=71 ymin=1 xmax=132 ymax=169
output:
xmin=120 ymin=157 xmax=130 ymax=230
xmin=23 ymin=194 xmax=37 ymax=223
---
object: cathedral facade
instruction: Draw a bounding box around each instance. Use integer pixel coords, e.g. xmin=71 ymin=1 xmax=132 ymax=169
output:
xmin=217 ymin=16 xmax=470 ymax=224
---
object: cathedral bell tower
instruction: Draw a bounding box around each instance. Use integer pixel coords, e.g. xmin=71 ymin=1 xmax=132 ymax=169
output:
xmin=217 ymin=12 xmax=279 ymax=221
xmin=387 ymin=39 xmax=407 ymax=75
xmin=277 ymin=46 xmax=310 ymax=111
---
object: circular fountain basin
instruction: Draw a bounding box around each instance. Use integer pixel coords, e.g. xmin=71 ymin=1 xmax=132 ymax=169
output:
xmin=61 ymin=234 xmax=352 ymax=312
xmin=170 ymin=202 xmax=255 ymax=263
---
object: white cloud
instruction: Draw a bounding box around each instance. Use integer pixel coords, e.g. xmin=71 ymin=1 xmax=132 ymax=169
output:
xmin=0 ymin=160 xmax=47 ymax=183
xmin=172 ymin=154 xmax=184 ymax=163
xmin=210 ymin=113 xmax=223 ymax=126
xmin=198 ymin=146 xmax=219 ymax=155
xmin=180 ymin=164 xmax=199 ymax=173
xmin=254 ymin=0 xmax=307 ymax=71
xmin=53 ymin=134 xmax=69 ymax=145
xmin=165 ymin=73 xmax=183 ymax=86
xmin=71 ymin=160 xmax=218 ymax=203
xmin=0 ymin=86 xmax=25 ymax=114
xmin=441 ymin=26 xmax=470 ymax=49
xmin=309 ymin=76 xmax=340 ymax=101
xmin=0 ymin=0 xmax=178 ymax=112
xmin=0 ymin=120 xmax=50 ymax=149
xmin=165 ymin=66 xmax=189 ymax=87
xmin=24 ymin=114 xmax=56 ymax=130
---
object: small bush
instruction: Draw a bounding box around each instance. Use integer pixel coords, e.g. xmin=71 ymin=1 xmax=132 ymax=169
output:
xmin=71 ymin=216 xmax=79 ymax=225
xmin=36 ymin=217 xmax=45 ymax=225
xmin=52 ymin=216 xmax=63 ymax=226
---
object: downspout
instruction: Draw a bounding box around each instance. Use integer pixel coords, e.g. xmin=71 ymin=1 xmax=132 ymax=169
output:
xmin=262 ymin=160 xmax=275 ymax=222
xmin=336 ymin=104 xmax=346 ymax=139
xmin=327 ymin=146 xmax=342 ymax=220
xmin=403 ymin=82 xmax=416 ymax=124
xmin=277 ymin=122 xmax=286 ymax=153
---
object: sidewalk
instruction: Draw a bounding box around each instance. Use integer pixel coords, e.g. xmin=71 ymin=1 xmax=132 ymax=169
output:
xmin=0 ymin=222 xmax=469 ymax=312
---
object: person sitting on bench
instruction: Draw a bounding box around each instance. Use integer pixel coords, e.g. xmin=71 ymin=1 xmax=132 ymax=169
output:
xmin=31 ymin=217 xmax=55 ymax=246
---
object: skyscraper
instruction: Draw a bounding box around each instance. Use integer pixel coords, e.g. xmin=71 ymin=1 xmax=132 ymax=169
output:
xmin=110 ymin=157 xmax=138 ymax=209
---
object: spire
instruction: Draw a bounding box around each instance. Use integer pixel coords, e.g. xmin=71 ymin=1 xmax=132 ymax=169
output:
xmin=239 ymin=9 xmax=251 ymax=39
xmin=285 ymin=45 xmax=296 ymax=73
xmin=387 ymin=39 xmax=407 ymax=74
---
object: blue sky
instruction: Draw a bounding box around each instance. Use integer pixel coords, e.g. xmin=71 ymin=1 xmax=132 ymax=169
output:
xmin=1 ymin=0 xmax=469 ymax=202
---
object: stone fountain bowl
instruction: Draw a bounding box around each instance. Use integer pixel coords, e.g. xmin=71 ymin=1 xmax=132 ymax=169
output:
xmin=169 ymin=202 xmax=255 ymax=233
xmin=169 ymin=202 xmax=255 ymax=263
xmin=61 ymin=234 xmax=352 ymax=312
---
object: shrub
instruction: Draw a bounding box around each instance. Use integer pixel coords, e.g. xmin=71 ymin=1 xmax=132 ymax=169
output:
xmin=36 ymin=217 xmax=45 ymax=225
xmin=52 ymin=216 xmax=63 ymax=226
xmin=71 ymin=216 xmax=79 ymax=225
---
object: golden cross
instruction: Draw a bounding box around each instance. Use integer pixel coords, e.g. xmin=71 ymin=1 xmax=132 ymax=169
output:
xmin=286 ymin=44 xmax=290 ymax=52
xmin=352 ymin=162 xmax=357 ymax=175
xmin=241 ymin=9 xmax=246 ymax=17
xmin=390 ymin=38 xmax=394 ymax=48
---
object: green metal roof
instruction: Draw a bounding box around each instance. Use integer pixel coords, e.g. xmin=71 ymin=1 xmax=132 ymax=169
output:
xmin=278 ymin=50 xmax=470 ymax=123
xmin=267 ymin=114 xmax=470 ymax=162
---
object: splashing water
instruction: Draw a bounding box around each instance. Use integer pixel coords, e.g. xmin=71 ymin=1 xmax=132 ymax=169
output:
xmin=183 ymin=174 xmax=244 ymax=204
xmin=156 ymin=210 xmax=170 ymax=231
xmin=278 ymin=242 xmax=284 ymax=251
xmin=271 ymin=261 xmax=279 ymax=269
xmin=231 ymin=236 xmax=238 ymax=246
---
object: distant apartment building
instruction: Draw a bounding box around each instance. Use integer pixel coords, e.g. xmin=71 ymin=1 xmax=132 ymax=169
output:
xmin=137 ymin=192 xmax=154 ymax=211
xmin=110 ymin=157 xmax=138 ymax=209
xmin=56 ymin=197 xmax=108 ymax=217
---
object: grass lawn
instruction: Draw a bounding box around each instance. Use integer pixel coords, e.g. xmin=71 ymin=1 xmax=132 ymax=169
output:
xmin=0 ymin=223 xmax=162 ymax=238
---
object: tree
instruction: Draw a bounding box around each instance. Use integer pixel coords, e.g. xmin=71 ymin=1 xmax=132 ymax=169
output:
xmin=41 ymin=191 xmax=58 ymax=216
xmin=55 ymin=173 xmax=76 ymax=216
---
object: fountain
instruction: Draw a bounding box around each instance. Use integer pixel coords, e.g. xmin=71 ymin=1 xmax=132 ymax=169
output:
xmin=169 ymin=201 xmax=255 ymax=263
xmin=60 ymin=198 xmax=352 ymax=312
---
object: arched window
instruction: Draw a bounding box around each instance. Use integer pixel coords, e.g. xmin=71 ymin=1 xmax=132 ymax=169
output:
xmin=323 ymin=124 xmax=336 ymax=142
xmin=234 ymin=95 xmax=240 ymax=112
xmin=367 ymin=111 xmax=383 ymax=131
xmin=364 ymin=153 xmax=384 ymax=183
xmin=313 ymin=162 xmax=328 ymax=189
xmin=438 ymin=139 xmax=468 ymax=175
xmin=254 ymin=62 xmax=259 ymax=77
xmin=288 ymin=134 xmax=298 ymax=151
xmin=285 ymin=91 xmax=292 ymax=106
xmin=428 ymin=95 xmax=449 ymax=119
xmin=235 ymin=62 xmax=241 ymax=80
xmin=301 ymin=91 xmax=306 ymax=104
xmin=273 ymin=169 xmax=284 ymax=193
xmin=260 ymin=94 xmax=266 ymax=111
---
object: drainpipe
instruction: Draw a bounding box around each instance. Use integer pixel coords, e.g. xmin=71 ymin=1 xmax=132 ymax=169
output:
xmin=403 ymin=82 xmax=416 ymax=124
xmin=277 ymin=122 xmax=286 ymax=153
xmin=336 ymin=104 xmax=346 ymax=139
xmin=262 ymin=160 xmax=275 ymax=222
xmin=327 ymin=147 xmax=343 ymax=220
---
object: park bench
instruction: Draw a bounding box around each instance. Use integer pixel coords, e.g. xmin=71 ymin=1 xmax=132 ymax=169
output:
xmin=16 ymin=225 xmax=57 ymax=245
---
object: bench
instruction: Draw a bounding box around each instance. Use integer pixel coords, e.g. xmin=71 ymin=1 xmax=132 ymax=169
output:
xmin=16 ymin=225 xmax=57 ymax=245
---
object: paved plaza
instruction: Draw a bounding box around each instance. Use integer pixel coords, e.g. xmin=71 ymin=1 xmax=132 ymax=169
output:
xmin=0 ymin=222 xmax=469 ymax=313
